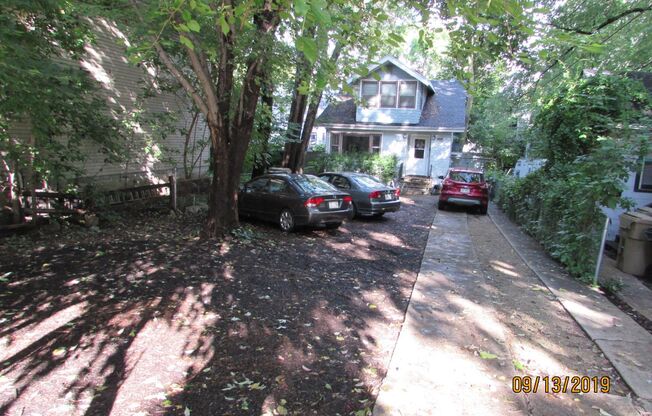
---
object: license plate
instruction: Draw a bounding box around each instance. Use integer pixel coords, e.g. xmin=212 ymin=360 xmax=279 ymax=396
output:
xmin=384 ymin=193 xmax=392 ymax=200
xmin=328 ymin=201 xmax=339 ymax=209
xmin=461 ymin=187 xmax=470 ymax=194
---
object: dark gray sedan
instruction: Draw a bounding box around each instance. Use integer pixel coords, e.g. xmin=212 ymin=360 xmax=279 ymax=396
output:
xmin=238 ymin=174 xmax=352 ymax=232
xmin=319 ymin=172 xmax=400 ymax=218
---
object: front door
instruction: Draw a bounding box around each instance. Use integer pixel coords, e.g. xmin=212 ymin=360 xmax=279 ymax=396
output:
xmin=405 ymin=136 xmax=430 ymax=176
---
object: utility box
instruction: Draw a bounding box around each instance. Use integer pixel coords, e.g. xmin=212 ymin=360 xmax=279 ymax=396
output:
xmin=617 ymin=211 xmax=652 ymax=277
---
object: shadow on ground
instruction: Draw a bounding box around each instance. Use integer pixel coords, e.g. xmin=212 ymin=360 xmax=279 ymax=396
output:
xmin=0 ymin=196 xmax=435 ymax=416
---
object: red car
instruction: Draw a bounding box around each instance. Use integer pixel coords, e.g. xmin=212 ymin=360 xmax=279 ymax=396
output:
xmin=437 ymin=168 xmax=489 ymax=214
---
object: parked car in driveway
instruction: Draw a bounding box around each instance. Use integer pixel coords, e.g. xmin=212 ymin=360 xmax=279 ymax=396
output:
xmin=238 ymin=174 xmax=352 ymax=232
xmin=438 ymin=168 xmax=489 ymax=214
xmin=318 ymin=172 xmax=400 ymax=218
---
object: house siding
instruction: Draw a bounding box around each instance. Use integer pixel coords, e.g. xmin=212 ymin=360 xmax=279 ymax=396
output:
xmin=602 ymin=171 xmax=652 ymax=240
xmin=381 ymin=133 xmax=408 ymax=159
xmin=356 ymin=108 xmax=421 ymax=124
xmin=429 ymin=133 xmax=454 ymax=178
xmin=6 ymin=18 xmax=210 ymax=190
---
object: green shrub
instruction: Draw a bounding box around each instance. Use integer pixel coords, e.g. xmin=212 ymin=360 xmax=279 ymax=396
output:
xmin=305 ymin=152 xmax=398 ymax=183
xmin=495 ymin=142 xmax=639 ymax=281
xmin=493 ymin=75 xmax=650 ymax=282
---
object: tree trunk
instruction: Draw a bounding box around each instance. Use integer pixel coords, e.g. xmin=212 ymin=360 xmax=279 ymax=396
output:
xmin=252 ymin=79 xmax=274 ymax=178
xmin=290 ymin=44 xmax=342 ymax=172
xmin=281 ymin=70 xmax=310 ymax=171
xmin=464 ymin=53 xmax=475 ymax=139
xmin=183 ymin=111 xmax=199 ymax=179
xmin=295 ymin=93 xmax=322 ymax=173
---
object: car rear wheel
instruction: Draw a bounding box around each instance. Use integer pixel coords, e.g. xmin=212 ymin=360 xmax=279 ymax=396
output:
xmin=479 ymin=206 xmax=488 ymax=215
xmin=438 ymin=200 xmax=446 ymax=211
xmin=279 ymin=209 xmax=295 ymax=232
xmin=325 ymin=222 xmax=341 ymax=230
xmin=349 ymin=202 xmax=357 ymax=219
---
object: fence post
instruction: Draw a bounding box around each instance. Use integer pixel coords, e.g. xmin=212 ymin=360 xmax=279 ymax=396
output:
xmin=593 ymin=216 xmax=611 ymax=287
xmin=169 ymin=169 xmax=177 ymax=211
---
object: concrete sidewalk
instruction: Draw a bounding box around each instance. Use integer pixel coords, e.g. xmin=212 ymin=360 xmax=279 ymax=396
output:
xmin=599 ymin=256 xmax=652 ymax=324
xmin=373 ymin=208 xmax=645 ymax=415
xmin=489 ymin=205 xmax=652 ymax=404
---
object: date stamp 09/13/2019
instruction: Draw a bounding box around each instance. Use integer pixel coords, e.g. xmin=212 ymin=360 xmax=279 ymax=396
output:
xmin=512 ymin=376 xmax=611 ymax=394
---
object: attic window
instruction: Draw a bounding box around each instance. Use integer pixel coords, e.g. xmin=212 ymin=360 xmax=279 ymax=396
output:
xmin=360 ymin=80 xmax=418 ymax=109
xmin=362 ymin=81 xmax=379 ymax=108
xmin=380 ymin=82 xmax=397 ymax=108
xmin=399 ymin=81 xmax=417 ymax=108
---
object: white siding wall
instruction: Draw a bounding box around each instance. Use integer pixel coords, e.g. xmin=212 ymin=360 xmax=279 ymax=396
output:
xmin=601 ymin=173 xmax=652 ymax=240
xmin=6 ymin=18 xmax=210 ymax=189
xmin=429 ymin=133 xmax=454 ymax=178
xmin=324 ymin=130 xmax=458 ymax=179
xmin=381 ymin=133 xmax=408 ymax=159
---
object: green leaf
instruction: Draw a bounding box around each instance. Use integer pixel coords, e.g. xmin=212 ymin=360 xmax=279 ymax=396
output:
xmin=179 ymin=35 xmax=194 ymax=50
xmin=512 ymin=359 xmax=525 ymax=371
xmin=310 ymin=0 xmax=331 ymax=25
xmin=218 ymin=15 xmax=230 ymax=36
xmin=296 ymin=37 xmax=318 ymax=64
xmin=294 ymin=0 xmax=308 ymax=16
xmin=479 ymin=351 xmax=497 ymax=359
xmin=276 ymin=405 xmax=288 ymax=415
xmin=187 ymin=20 xmax=201 ymax=32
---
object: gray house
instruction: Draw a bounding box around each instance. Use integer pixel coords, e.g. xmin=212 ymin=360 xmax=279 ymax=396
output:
xmin=315 ymin=56 xmax=467 ymax=179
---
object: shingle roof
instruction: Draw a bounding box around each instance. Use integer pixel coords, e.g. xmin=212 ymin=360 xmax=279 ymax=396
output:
xmin=419 ymin=80 xmax=467 ymax=129
xmin=316 ymin=80 xmax=467 ymax=130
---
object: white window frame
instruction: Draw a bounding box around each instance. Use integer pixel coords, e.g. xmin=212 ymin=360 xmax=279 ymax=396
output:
xmin=331 ymin=132 xmax=382 ymax=154
xmin=636 ymin=156 xmax=652 ymax=192
xmin=330 ymin=133 xmax=342 ymax=154
xmin=358 ymin=79 xmax=418 ymax=110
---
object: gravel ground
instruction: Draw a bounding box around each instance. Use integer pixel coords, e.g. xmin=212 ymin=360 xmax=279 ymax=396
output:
xmin=0 ymin=196 xmax=434 ymax=416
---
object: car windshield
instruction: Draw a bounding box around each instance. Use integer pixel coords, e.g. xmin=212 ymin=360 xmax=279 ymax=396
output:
xmin=449 ymin=171 xmax=483 ymax=183
xmin=352 ymin=175 xmax=385 ymax=188
xmin=293 ymin=175 xmax=337 ymax=193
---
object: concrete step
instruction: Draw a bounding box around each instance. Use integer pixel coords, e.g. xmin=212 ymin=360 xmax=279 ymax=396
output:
xmin=400 ymin=176 xmax=433 ymax=195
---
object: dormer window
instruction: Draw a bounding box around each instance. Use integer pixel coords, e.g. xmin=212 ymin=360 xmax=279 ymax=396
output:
xmin=380 ymin=82 xmax=397 ymax=107
xmin=399 ymin=81 xmax=417 ymax=108
xmin=359 ymin=80 xmax=418 ymax=109
xmin=361 ymin=81 xmax=379 ymax=108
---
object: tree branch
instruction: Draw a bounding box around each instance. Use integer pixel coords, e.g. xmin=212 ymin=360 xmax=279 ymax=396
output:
xmin=549 ymin=6 xmax=652 ymax=35
xmin=129 ymin=1 xmax=210 ymax=117
xmin=153 ymin=43 xmax=210 ymax=117
xmin=181 ymin=33 xmax=219 ymax=121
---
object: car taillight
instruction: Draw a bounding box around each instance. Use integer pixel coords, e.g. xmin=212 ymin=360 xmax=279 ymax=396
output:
xmin=304 ymin=196 xmax=324 ymax=207
xmin=369 ymin=191 xmax=382 ymax=199
xmin=343 ymin=196 xmax=352 ymax=203
xmin=394 ymin=189 xmax=400 ymax=197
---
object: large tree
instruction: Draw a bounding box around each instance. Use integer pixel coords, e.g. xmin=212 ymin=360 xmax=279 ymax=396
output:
xmin=118 ymin=0 xmax=287 ymax=237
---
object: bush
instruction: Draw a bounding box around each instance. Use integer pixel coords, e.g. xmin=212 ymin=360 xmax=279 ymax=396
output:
xmin=495 ymin=142 xmax=638 ymax=281
xmin=492 ymin=75 xmax=650 ymax=282
xmin=305 ymin=152 xmax=398 ymax=183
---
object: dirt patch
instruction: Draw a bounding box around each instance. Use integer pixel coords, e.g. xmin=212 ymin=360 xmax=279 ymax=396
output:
xmin=0 ymin=196 xmax=435 ymax=416
xmin=602 ymin=291 xmax=652 ymax=334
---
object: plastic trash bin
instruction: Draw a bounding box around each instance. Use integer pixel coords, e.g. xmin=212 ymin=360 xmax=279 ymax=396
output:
xmin=617 ymin=211 xmax=652 ymax=277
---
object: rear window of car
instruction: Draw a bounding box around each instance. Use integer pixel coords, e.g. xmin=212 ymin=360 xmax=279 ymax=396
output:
xmin=449 ymin=171 xmax=483 ymax=183
xmin=292 ymin=175 xmax=338 ymax=193
xmin=352 ymin=175 xmax=385 ymax=188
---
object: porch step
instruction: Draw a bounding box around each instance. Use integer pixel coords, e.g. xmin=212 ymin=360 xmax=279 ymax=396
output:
xmin=400 ymin=176 xmax=433 ymax=196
